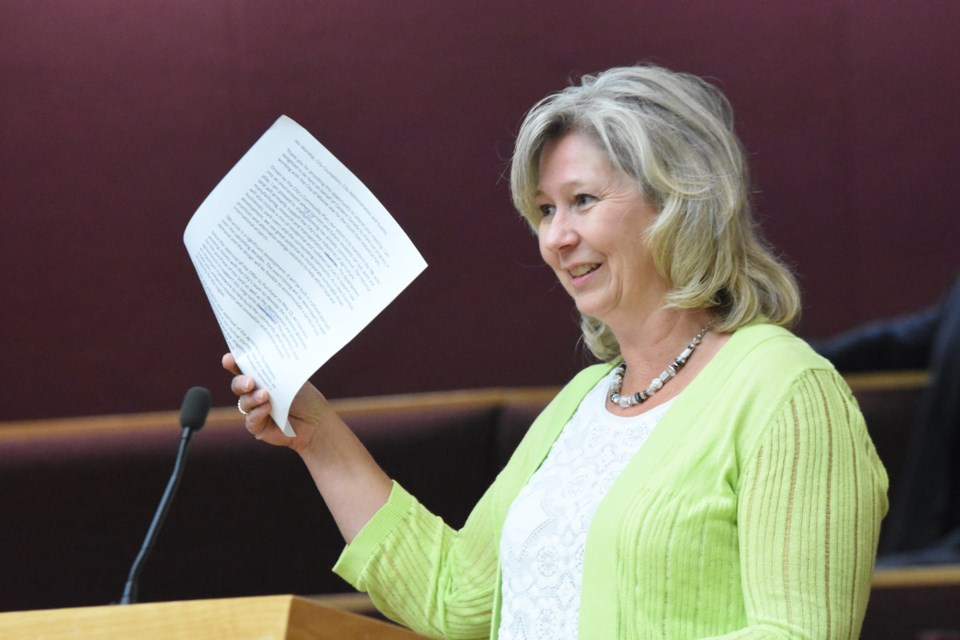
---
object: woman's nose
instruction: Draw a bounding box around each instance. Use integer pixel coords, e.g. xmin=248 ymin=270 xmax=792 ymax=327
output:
xmin=539 ymin=211 xmax=578 ymax=252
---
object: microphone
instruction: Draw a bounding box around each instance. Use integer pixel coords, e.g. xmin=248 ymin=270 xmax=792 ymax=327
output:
xmin=118 ymin=386 xmax=212 ymax=605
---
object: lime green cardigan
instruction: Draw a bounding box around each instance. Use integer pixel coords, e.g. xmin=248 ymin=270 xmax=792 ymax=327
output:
xmin=334 ymin=323 xmax=888 ymax=639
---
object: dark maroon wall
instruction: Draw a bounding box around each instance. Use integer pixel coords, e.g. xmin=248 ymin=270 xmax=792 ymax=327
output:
xmin=2 ymin=1 xmax=958 ymax=420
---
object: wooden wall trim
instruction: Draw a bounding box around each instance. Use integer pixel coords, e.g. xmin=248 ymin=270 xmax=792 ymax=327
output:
xmin=0 ymin=373 xmax=927 ymax=442
xmin=872 ymin=564 xmax=960 ymax=588
xmin=0 ymin=386 xmax=561 ymax=442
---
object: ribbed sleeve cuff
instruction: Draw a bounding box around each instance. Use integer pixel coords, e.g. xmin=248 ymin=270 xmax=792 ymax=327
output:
xmin=333 ymin=480 xmax=414 ymax=587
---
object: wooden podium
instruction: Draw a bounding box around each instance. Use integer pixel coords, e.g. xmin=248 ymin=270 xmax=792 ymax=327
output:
xmin=0 ymin=594 xmax=430 ymax=639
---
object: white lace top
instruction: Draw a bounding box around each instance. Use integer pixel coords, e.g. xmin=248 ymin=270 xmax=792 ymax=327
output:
xmin=497 ymin=373 xmax=674 ymax=640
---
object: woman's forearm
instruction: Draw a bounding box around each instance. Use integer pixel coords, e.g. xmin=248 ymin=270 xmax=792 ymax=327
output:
xmin=294 ymin=405 xmax=393 ymax=543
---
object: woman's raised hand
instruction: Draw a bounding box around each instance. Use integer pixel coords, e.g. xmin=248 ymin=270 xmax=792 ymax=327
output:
xmin=223 ymin=352 xmax=327 ymax=454
xmin=222 ymin=352 xmax=392 ymax=541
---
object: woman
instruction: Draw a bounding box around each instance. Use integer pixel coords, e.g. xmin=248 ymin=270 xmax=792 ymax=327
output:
xmin=228 ymin=64 xmax=888 ymax=639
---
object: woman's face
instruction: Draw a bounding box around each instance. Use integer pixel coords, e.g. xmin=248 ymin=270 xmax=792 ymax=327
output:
xmin=536 ymin=131 xmax=669 ymax=329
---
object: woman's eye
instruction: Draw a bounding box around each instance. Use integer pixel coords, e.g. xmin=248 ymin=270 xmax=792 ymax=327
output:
xmin=575 ymin=194 xmax=596 ymax=207
xmin=539 ymin=204 xmax=556 ymax=218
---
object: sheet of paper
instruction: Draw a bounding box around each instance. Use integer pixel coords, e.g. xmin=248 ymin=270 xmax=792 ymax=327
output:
xmin=184 ymin=115 xmax=427 ymax=435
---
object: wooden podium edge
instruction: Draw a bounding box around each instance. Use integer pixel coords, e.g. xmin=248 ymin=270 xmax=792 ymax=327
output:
xmin=0 ymin=594 xmax=428 ymax=639
xmin=288 ymin=595 xmax=426 ymax=640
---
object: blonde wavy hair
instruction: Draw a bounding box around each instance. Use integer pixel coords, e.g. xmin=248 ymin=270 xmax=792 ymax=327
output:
xmin=510 ymin=64 xmax=801 ymax=361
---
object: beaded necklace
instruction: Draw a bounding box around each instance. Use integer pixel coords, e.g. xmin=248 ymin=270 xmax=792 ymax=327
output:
xmin=608 ymin=326 xmax=710 ymax=408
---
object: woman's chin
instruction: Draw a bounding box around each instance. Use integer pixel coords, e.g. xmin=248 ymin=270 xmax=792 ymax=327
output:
xmin=572 ymin=299 xmax=609 ymax=322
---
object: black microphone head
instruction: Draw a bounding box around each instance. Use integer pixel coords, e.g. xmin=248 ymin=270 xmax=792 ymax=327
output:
xmin=180 ymin=386 xmax=212 ymax=431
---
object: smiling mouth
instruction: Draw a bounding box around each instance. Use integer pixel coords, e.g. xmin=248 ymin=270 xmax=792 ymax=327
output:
xmin=569 ymin=263 xmax=600 ymax=278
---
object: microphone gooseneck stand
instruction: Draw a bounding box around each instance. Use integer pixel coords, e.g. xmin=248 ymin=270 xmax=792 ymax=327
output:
xmin=118 ymin=386 xmax=211 ymax=605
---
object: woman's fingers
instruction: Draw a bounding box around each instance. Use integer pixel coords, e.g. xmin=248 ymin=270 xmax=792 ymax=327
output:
xmin=244 ymin=407 xmax=292 ymax=446
xmin=222 ymin=353 xmax=241 ymax=375
xmin=236 ymin=390 xmax=286 ymax=443
xmin=230 ymin=373 xmax=254 ymax=396
xmin=235 ymin=385 xmax=269 ymax=412
xmin=224 ymin=354 xmax=271 ymax=419
xmin=222 ymin=352 xmax=295 ymax=447
xmin=242 ymin=403 xmax=272 ymax=438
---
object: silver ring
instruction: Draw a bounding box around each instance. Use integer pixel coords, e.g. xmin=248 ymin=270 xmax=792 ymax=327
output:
xmin=237 ymin=398 xmax=249 ymax=416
